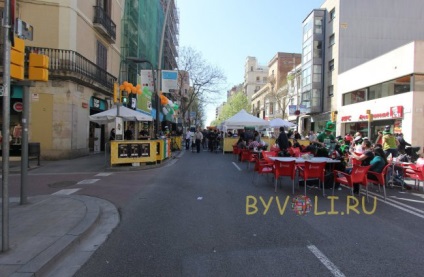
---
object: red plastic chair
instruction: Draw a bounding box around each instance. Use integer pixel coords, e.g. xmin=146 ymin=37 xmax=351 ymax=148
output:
xmin=297 ymin=162 xmax=326 ymax=196
xmin=367 ymin=163 xmax=391 ymax=201
xmin=403 ymin=164 xmax=424 ymax=191
xmin=262 ymin=151 xmax=278 ymax=163
xmin=240 ymin=149 xmax=256 ymax=169
xmin=292 ymin=147 xmax=302 ymax=157
xmin=333 ymin=165 xmax=371 ymax=199
xmin=273 ymin=160 xmax=297 ymax=193
xmin=270 ymin=145 xmax=280 ymax=152
xmin=252 ymin=155 xmax=274 ymax=184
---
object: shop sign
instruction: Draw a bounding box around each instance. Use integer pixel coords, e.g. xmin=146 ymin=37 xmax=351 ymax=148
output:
xmin=341 ymin=116 xmax=351 ymax=122
xmin=13 ymin=102 xmax=23 ymax=112
xmin=390 ymin=106 xmax=403 ymax=118
xmin=351 ymin=106 xmax=404 ymax=121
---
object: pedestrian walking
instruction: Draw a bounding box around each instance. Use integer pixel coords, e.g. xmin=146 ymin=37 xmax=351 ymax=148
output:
xmin=194 ymin=128 xmax=203 ymax=153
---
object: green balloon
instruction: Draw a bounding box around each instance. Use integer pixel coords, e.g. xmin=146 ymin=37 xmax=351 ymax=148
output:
xmin=173 ymin=103 xmax=179 ymax=110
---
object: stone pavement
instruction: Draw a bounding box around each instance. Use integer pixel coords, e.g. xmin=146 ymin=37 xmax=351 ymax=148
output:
xmin=0 ymin=151 xmax=180 ymax=276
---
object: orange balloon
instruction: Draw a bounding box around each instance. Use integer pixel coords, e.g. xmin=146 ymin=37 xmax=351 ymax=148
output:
xmin=125 ymin=87 xmax=131 ymax=93
xmin=137 ymin=89 xmax=142 ymax=95
xmin=122 ymin=81 xmax=129 ymax=86
xmin=131 ymin=87 xmax=137 ymax=94
xmin=160 ymin=95 xmax=169 ymax=106
xmin=119 ymin=85 xmax=125 ymax=91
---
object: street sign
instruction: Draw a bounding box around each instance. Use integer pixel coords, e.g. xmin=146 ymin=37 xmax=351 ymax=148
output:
xmin=161 ymin=70 xmax=178 ymax=93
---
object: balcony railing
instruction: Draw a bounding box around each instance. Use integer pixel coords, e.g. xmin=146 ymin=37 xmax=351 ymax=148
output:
xmin=26 ymin=47 xmax=117 ymax=94
xmin=93 ymin=6 xmax=116 ymax=42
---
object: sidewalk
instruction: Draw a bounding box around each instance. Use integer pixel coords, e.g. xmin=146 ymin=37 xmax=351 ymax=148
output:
xmin=0 ymin=151 xmax=181 ymax=276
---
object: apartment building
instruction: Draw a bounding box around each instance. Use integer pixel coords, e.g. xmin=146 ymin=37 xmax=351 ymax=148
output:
xmin=250 ymin=52 xmax=301 ymax=120
xmin=243 ymin=56 xmax=268 ymax=101
xmin=300 ymin=0 xmax=424 ymax=133
xmin=337 ymin=41 xmax=424 ymax=150
xmin=0 ymin=0 xmax=179 ymax=159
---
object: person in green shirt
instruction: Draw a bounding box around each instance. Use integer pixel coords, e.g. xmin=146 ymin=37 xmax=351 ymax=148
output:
xmin=382 ymin=125 xmax=399 ymax=158
xmin=314 ymin=121 xmax=336 ymax=147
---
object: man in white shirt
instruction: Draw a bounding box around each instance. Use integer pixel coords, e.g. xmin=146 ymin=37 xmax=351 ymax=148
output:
xmin=194 ymin=129 xmax=203 ymax=153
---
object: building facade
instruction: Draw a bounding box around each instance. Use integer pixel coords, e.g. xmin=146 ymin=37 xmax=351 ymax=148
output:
xmin=250 ymin=52 xmax=301 ymax=120
xmin=337 ymin=41 xmax=424 ymax=152
xmin=300 ymin=0 xmax=424 ymax=133
xmin=243 ymin=56 xmax=268 ymax=101
xmin=0 ymin=0 xmax=179 ymax=159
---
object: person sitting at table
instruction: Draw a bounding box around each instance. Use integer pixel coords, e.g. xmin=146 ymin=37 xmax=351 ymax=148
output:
xmin=349 ymin=140 xmax=374 ymax=167
xmin=247 ymin=139 xmax=260 ymax=150
xmin=367 ymin=147 xmax=387 ymax=181
xmin=346 ymin=140 xmax=375 ymax=195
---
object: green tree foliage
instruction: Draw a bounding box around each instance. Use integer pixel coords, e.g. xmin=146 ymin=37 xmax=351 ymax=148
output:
xmin=212 ymin=91 xmax=250 ymax=126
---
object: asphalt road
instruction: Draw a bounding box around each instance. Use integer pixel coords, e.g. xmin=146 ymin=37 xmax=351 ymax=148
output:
xmin=69 ymin=151 xmax=424 ymax=277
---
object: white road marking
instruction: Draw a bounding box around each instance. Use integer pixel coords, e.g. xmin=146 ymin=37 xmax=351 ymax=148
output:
xmin=367 ymin=190 xmax=424 ymax=217
xmin=232 ymin=162 xmax=242 ymax=171
xmin=77 ymin=179 xmax=100 ymax=185
xmin=52 ymin=189 xmax=81 ymax=195
xmin=307 ymin=245 xmax=346 ymax=277
xmin=95 ymin=172 xmax=113 ymax=177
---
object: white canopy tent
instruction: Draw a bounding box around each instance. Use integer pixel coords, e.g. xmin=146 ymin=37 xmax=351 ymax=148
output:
xmin=89 ymin=106 xmax=153 ymax=124
xmin=222 ymin=109 xmax=269 ymax=130
xmin=269 ymin=118 xmax=296 ymax=128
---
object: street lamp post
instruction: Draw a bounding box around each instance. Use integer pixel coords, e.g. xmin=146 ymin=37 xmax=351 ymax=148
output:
xmin=126 ymin=57 xmax=160 ymax=137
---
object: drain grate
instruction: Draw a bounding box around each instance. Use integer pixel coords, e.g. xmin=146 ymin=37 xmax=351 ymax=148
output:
xmin=48 ymin=181 xmax=77 ymax=188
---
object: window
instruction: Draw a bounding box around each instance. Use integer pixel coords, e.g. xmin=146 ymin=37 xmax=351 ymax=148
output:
xmin=329 ymin=8 xmax=336 ymax=21
xmin=251 ymin=66 xmax=253 ymax=71
xmin=303 ymin=39 xmax=312 ymax=63
xmin=256 ymin=76 xmax=260 ymax=81
xmin=96 ymin=41 xmax=107 ymax=70
xmin=315 ymin=17 xmax=323 ymax=34
xmin=269 ymin=102 xmax=274 ymax=115
xmin=329 ymin=34 xmax=335 ymax=46
xmin=303 ymin=19 xmax=313 ymax=42
xmin=98 ymin=0 xmax=111 ymax=16
xmin=313 ymin=65 xmax=321 ymax=83
xmin=342 ymin=89 xmax=367 ymax=105
xmin=328 ymin=85 xmax=334 ymax=96
xmin=313 ymin=41 xmax=322 ymax=58
xmin=328 ymin=59 xmax=334 ymax=71
xmin=262 ymin=77 xmax=267 ymax=82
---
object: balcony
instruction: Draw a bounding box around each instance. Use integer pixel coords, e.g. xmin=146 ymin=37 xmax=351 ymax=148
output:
xmin=93 ymin=6 xmax=116 ymax=43
xmin=25 ymin=47 xmax=117 ymax=95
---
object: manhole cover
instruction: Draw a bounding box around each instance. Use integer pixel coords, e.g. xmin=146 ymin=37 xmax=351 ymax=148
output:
xmin=48 ymin=181 xmax=77 ymax=188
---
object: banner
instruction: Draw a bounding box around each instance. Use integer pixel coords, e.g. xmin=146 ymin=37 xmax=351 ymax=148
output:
xmin=288 ymin=105 xmax=307 ymax=116
xmin=161 ymin=70 xmax=178 ymax=93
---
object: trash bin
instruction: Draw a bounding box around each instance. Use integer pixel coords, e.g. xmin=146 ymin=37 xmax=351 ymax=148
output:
xmin=28 ymin=142 xmax=40 ymax=165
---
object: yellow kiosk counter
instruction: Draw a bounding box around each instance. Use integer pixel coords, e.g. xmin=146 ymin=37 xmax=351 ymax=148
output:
xmin=110 ymin=139 xmax=170 ymax=166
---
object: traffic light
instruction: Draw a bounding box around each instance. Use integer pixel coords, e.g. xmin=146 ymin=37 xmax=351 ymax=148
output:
xmin=331 ymin=111 xmax=338 ymax=122
xmin=113 ymin=82 xmax=119 ymax=103
xmin=28 ymin=53 xmax=49 ymax=81
xmin=10 ymin=36 xmax=25 ymax=80
xmin=121 ymin=91 xmax=128 ymax=106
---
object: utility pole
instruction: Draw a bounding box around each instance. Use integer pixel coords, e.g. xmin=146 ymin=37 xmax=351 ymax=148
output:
xmin=2 ymin=0 xmax=12 ymax=252
xmin=156 ymin=0 xmax=173 ymax=134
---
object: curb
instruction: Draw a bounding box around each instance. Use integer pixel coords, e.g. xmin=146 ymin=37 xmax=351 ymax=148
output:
xmin=13 ymin=195 xmax=101 ymax=276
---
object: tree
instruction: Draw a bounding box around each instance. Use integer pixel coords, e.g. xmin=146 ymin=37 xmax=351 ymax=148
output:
xmin=173 ymin=47 xmax=226 ymax=129
xmin=211 ymin=91 xmax=250 ymax=126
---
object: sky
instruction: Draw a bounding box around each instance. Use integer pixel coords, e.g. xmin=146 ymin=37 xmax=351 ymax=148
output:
xmin=176 ymin=0 xmax=324 ymax=126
